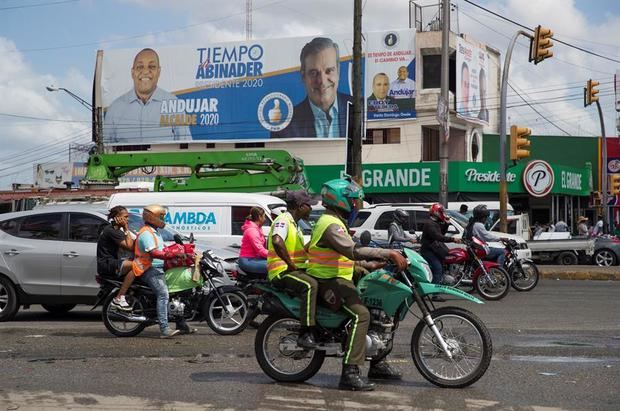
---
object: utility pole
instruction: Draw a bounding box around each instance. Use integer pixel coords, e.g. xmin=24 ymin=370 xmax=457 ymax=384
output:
xmin=596 ymin=100 xmax=609 ymax=233
xmin=347 ymin=0 xmax=363 ymax=182
xmin=438 ymin=0 xmax=450 ymax=207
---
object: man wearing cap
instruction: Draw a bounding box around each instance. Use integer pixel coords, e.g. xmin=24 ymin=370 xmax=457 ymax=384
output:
xmin=267 ymin=190 xmax=319 ymax=348
xmin=134 ymin=204 xmax=196 ymax=338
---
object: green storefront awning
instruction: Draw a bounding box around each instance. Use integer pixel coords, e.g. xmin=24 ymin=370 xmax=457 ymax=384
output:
xmin=305 ymin=161 xmax=592 ymax=197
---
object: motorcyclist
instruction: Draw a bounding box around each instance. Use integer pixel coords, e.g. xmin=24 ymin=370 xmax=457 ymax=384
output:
xmin=465 ymin=205 xmax=508 ymax=265
xmin=388 ymin=208 xmax=417 ymax=247
xmin=306 ymin=177 xmax=408 ymax=391
xmin=267 ymin=190 xmax=320 ymax=349
xmin=133 ymin=204 xmax=196 ymax=338
xmin=419 ymin=204 xmax=460 ymax=300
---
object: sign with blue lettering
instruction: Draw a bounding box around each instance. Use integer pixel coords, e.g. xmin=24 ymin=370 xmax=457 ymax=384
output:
xmin=98 ymin=29 xmax=416 ymax=145
xmin=128 ymin=207 xmax=222 ymax=234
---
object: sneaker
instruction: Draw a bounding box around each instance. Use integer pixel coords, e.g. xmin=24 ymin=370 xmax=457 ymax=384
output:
xmin=111 ymin=296 xmax=131 ymax=311
xmin=177 ymin=327 xmax=198 ymax=335
xmin=160 ymin=329 xmax=181 ymax=339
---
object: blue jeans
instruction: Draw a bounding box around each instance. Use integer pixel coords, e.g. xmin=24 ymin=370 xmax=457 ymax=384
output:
xmin=142 ymin=266 xmax=169 ymax=333
xmin=238 ymin=257 xmax=267 ymax=277
xmin=421 ymin=249 xmax=444 ymax=284
xmin=486 ymin=247 xmax=506 ymax=266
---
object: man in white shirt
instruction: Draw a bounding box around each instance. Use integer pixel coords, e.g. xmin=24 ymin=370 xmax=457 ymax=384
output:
xmin=389 ymin=66 xmax=415 ymax=111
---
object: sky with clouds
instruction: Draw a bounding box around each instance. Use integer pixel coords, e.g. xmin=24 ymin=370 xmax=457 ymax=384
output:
xmin=0 ymin=0 xmax=619 ymax=188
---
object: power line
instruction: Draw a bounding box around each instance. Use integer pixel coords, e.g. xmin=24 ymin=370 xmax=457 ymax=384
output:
xmin=462 ymin=0 xmax=620 ymax=64
xmin=507 ymin=82 xmax=571 ymax=136
xmin=0 ymin=0 xmax=78 ymax=11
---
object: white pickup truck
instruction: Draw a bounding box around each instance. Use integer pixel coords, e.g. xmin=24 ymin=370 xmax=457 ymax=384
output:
xmin=489 ymin=214 xmax=595 ymax=265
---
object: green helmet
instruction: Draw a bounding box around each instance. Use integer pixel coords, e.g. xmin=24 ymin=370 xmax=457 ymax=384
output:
xmin=321 ymin=176 xmax=364 ymax=214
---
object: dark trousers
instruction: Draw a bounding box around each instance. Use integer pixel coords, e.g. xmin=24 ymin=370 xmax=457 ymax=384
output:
xmin=420 ymin=249 xmax=444 ymax=284
xmin=316 ymin=277 xmax=369 ymax=366
xmin=273 ymin=271 xmax=318 ymax=327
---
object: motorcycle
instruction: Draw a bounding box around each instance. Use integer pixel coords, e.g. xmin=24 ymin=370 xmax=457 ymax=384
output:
xmin=444 ymin=237 xmax=511 ymax=301
xmin=254 ymin=247 xmax=492 ymax=388
xmin=94 ymin=237 xmax=250 ymax=337
xmin=499 ymin=238 xmax=539 ymax=292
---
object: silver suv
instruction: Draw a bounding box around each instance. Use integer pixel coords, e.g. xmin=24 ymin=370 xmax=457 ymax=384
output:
xmin=0 ymin=206 xmax=237 ymax=321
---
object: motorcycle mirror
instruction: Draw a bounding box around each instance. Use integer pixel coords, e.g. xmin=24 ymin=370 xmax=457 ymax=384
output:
xmin=173 ymin=234 xmax=184 ymax=245
xmin=360 ymin=230 xmax=372 ymax=246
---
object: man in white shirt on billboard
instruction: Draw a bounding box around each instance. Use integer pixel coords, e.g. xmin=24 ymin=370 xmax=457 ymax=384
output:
xmin=103 ymin=48 xmax=191 ymax=144
xmin=388 ymin=66 xmax=415 ymax=111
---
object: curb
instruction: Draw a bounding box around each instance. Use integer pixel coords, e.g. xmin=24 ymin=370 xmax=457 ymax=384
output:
xmin=538 ymin=265 xmax=620 ymax=281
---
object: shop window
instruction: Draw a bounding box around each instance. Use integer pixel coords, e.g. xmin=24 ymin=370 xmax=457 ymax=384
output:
xmin=422 ymin=126 xmax=440 ymax=161
xmin=364 ymin=128 xmax=400 ymax=145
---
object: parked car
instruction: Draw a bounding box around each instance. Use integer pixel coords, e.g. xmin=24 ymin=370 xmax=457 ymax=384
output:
xmin=349 ymin=204 xmax=531 ymax=260
xmin=592 ymin=236 xmax=620 ymax=266
xmin=0 ymin=206 xmax=237 ymax=321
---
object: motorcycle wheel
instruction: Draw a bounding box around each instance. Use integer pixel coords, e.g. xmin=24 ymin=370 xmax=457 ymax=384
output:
xmin=411 ymin=306 xmax=492 ymax=388
xmin=474 ymin=266 xmax=510 ymax=300
xmin=255 ymin=315 xmax=325 ymax=383
xmin=510 ymin=261 xmax=539 ymax=292
xmin=205 ymin=289 xmax=249 ymax=335
xmin=102 ymin=293 xmax=147 ymax=337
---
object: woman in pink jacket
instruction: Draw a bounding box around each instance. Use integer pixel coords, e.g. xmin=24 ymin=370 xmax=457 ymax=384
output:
xmin=238 ymin=207 xmax=268 ymax=277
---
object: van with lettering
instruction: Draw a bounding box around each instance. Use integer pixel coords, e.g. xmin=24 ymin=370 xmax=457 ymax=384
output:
xmin=107 ymin=192 xmax=286 ymax=249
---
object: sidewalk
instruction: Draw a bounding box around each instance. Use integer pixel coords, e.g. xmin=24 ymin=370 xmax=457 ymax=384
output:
xmin=539 ymin=265 xmax=620 ymax=281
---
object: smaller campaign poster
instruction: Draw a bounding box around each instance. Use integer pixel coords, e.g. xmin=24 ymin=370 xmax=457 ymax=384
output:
xmin=456 ymin=37 xmax=489 ymax=125
xmin=365 ymin=29 xmax=416 ymax=121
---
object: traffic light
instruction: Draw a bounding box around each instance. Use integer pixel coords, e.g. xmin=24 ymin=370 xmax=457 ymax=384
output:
xmin=610 ymin=174 xmax=620 ymax=195
xmin=585 ymin=79 xmax=600 ymax=106
xmin=510 ymin=125 xmax=531 ymax=161
xmin=529 ymin=25 xmax=554 ymax=64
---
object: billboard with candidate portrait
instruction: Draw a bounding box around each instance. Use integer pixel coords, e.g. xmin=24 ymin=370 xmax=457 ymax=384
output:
xmin=455 ymin=37 xmax=489 ymax=125
xmin=364 ymin=29 xmax=416 ymax=121
xmin=98 ymin=29 xmax=416 ymax=145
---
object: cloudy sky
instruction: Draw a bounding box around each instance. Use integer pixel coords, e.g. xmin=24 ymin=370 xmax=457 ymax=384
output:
xmin=0 ymin=0 xmax=619 ymax=188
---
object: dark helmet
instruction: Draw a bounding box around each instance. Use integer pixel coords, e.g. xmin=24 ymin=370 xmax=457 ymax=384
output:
xmin=394 ymin=208 xmax=409 ymax=224
xmin=473 ymin=205 xmax=490 ymax=221
xmin=429 ymin=203 xmax=449 ymax=223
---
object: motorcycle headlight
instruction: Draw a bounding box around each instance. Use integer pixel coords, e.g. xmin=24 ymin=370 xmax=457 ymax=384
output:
xmin=422 ymin=261 xmax=433 ymax=282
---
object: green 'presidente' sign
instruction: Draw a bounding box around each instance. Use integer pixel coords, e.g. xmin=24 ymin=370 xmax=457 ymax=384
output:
xmin=305 ymin=161 xmax=591 ymax=196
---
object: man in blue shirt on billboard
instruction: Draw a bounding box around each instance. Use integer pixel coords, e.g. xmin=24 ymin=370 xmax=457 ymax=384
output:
xmin=271 ymin=37 xmax=351 ymax=139
xmin=103 ymin=48 xmax=191 ymax=144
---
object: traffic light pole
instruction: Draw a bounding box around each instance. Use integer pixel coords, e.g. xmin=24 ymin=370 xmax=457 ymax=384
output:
xmin=595 ymin=99 xmax=609 ymax=233
xmin=499 ymin=30 xmax=532 ymax=232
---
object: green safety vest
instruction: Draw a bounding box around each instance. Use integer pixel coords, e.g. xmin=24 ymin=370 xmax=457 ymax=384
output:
xmin=307 ymin=214 xmax=354 ymax=281
xmin=267 ymin=212 xmax=307 ymax=281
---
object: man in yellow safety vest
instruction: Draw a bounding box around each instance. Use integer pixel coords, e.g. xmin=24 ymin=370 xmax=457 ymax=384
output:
xmin=307 ymin=177 xmax=407 ymax=391
xmin=267 ymin=190 xmax=319 ymax=348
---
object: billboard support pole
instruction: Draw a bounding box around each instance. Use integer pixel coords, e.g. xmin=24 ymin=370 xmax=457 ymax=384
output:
xmin=439 ymin=0 xmax=450 ymax=208
xmin=347 ymin=0 xmax=363 ymax=183
xmin=499 ymin=30 xmax=531 ymax=232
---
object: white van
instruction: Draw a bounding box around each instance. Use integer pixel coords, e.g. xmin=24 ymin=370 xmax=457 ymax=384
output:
xmin=107 ymin=192 xmax=286 ymax=248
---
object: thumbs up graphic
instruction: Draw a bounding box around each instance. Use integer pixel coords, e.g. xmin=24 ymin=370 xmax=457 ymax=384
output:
xmin=268 ymin=99 xmax=282 ymax=123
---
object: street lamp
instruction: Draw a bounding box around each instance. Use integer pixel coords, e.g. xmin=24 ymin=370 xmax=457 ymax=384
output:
xmin=46 ymin=85 xmax=92 ymax=111
xmin=46 ymin=85 xmax=102 ymax=154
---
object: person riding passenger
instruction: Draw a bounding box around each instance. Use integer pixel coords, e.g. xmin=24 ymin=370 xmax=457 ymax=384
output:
xmin=267 ymin=190 xmax=319 ymax=349
xmin=238 ymin=207 xmax=268 ymax=278
xmin=306 ymin=177 xmax=407 ymax=391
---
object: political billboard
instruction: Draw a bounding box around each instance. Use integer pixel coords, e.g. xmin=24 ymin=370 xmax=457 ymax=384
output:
xmin=364 ymin=29 xmax=416 ymax=121
xmin=98 ymin=29 xmax=416 ymax=145
xmin=34 ymin=163 xmax=73 ymax=188
xmin=455 ymin=37 xmax=489 ymax=125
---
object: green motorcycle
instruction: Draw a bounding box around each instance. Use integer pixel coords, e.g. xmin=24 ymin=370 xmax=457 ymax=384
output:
xmin=254 ymin=248 xmax=492 ymax=388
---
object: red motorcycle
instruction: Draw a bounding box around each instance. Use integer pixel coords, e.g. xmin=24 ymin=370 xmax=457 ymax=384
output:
xmin=443 ymin=237 xmax=510 ymax=301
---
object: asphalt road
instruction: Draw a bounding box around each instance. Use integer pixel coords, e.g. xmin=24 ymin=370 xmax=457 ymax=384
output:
xmin=1 ymin=279 xmax=619 ymax=410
